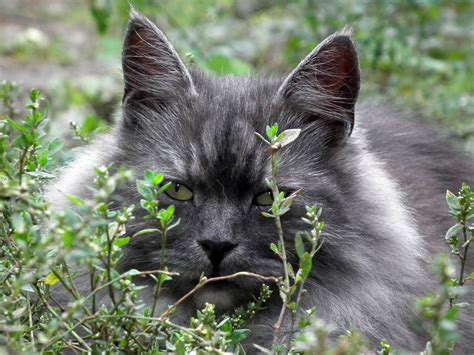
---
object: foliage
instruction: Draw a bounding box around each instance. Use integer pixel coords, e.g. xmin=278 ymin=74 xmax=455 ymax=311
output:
xmin=0 ymin=85 xmax=274 ymax=353
xmin=0 ymin=84 xmax=472 ymax=353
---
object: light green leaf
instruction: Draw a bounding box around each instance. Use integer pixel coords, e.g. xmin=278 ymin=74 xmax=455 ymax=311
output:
xmin=231 ymin=329 xmax=251 ymax=344
xmin=45 ymin=273 xmax=60 ymax=286
xmin=132 ymin=228 xmax=161 ymax=238
xmin=445 ymin=224 xmax=463 ymax=240
xmin=114 ymin=236 xmax=130 ymax=248
xmin=299 ymin=252 xmax=313 ymax=279
xmin=278 ymin=128 xmax=301 ymax=147
xmin=295 ymin=233 xmax=305 ymax=258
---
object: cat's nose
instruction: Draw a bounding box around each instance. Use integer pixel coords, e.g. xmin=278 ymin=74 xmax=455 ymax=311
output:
xmin=198 ymin=239 xmax=237 ymax=267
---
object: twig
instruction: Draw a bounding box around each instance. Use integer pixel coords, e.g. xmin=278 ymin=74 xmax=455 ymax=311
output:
xmin=158 ymin=272 xmax=279 ymax=321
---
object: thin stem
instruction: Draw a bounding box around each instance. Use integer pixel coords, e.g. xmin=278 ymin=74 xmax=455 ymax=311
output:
xmin=105 ymin=225 xmax=117 ymax=305
xmin=271 ymin=151 xmax=290 ymax=348
xmin=458 ymin=226 xmax=471 ymax=286
xmin=158 ymin=272 xmax=279 ymax=321
xmin=82 ymin=269 xmax=178 ymax=304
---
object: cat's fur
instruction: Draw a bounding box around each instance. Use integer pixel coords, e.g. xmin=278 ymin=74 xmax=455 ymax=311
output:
xmin=46 ymin=11 xmax=473 ymax=352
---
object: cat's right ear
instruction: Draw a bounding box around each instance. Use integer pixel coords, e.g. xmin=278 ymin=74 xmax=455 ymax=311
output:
xmin=122 ymin=10 xmax=196 ymax=120
xmin=276 ymin=29 xmax=360 ymax=144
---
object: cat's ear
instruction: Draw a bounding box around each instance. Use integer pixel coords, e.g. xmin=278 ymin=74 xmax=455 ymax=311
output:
xmin=277 ymin=29 xmax=360 ymax=140
xmin=122 ymin=10 xmax=196 ymax=107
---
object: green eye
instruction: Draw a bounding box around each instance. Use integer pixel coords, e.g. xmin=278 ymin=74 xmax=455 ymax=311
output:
xmin=165 ymin=182 xmax=193 ymax=201
xmin=254 ymin=191 xmax=273 ymax=206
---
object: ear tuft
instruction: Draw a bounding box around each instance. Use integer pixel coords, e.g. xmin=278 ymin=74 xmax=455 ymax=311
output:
xmin=277 ymin=29 xmax=360 ymax=137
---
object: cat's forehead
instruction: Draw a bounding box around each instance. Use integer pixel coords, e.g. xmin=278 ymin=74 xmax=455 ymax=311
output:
xmin=182 ymin=74 xmax=279 ymax=191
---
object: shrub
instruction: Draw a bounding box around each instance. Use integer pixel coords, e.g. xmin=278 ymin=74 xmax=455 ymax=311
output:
xmin=0 ymin=83 xmax=472 ymax=354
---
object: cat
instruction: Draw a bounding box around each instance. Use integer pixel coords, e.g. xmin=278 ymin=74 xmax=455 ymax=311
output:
xmin=46 ymin=10 xmax=473 ymax=352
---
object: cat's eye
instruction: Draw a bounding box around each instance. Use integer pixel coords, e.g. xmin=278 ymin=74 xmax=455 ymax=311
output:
xmin=165 ymin=182 xmax=194 ymax=201
xmin=254 ymin=191 xmax=273 ymax=206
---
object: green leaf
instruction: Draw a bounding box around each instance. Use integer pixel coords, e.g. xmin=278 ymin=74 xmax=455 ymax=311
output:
xmin=11 ymin=213 xmax=26 ymax=234
xmin=159 ymin=205 xmax=175 ymax=227
xmin=295 ymin=233 xmax=305 ymax=258
xmin=266 ymin=123 xmax=279 ymax=140
xmin=231 ymin=329 xmax=251 ymax=344
xmin=113 ymin=236 xmax=130 ymax=248
xmin=270 ymin=242 xmax=280 ymax=255
xmin=446 ymin=190 xmax=460 ymax=213
xmin=175 ymin=339 xmax=186 ymax=355
xmin=47 ymin=138 xmax=63 ymax=155
xmin=445 ymin=224 xmax=463 ymax=240
xmin=66 ymin=194 xmax=84 ymax=207
xmin=299 ymin=252 xmax=313 ymax=279
xmin=63 ymin=230 xmax=75 ymax=249
xmin=127 ymin=269 xmax=141 ymax=276
xmin=45 ymin=273 xmax=60 ymax=286
xmin=132 ymin=228 xmax=161 ymax=238
xmin=159 ymin=273 xmax=173 ymax=287
xmin=21 ymin=284 xmax=35 ymax=293
xmin=136 ymin=180 xmax=154 ymax=200
xmin=144 ymin=170 xmax=164 ymax=186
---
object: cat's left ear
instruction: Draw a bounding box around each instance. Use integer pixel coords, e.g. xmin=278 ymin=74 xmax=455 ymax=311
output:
xmin=277 ymin=29 xmax=360 ymax=137
xmin=122 ymin=10 xmax=196 ymax=104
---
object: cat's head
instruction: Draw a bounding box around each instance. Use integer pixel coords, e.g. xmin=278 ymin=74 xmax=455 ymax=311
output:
xmin=117 ymin=11 xmax=360 ymax=310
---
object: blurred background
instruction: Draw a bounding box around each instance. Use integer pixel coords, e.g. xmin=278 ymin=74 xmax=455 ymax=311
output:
xmin=0 ymin=0 xmax=473 ymax=151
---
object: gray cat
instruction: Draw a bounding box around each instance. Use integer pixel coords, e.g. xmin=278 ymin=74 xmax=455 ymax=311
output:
xmin=46 ymin=11 xmax=473 ymax=352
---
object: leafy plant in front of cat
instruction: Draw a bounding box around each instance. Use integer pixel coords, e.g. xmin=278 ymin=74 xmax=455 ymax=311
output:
xmin=256 ymin=123 xmax=329 ymax=353
xmin=0 ymin=86 xmax=276 ymax=353
xmin=1 ymin=84 xmax=472 ymax=354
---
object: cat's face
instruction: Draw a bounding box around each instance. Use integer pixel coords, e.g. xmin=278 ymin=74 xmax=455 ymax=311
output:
xmin=116 ymin=12 xmax=360 ymax=310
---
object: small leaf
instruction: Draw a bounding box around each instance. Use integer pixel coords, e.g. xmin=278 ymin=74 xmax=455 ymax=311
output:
xmin=136 ymin=181 xmax=154 ymax=200
xmin=278 ymin=128 xmax=301 ymax=147
xmin=45 ymin=273 xmax=60 ymax=286
xmin=445 ymin=224 xmax=463 ymax=240
xmin=6 ymin=117 xmax=28 ymax=133
xmin=47 ymin=138 xmax=64 ymax=155
xmin=175 ymin=339 xmax=186 ymax=355
xmin=446 ymin=190 xmax=460 ymax=213
xmin=113 ymin=236 xmax=130 ymax=248
xmin=144 ymin=170 xmax=163 ymax=186
xmin=270 ymin=242 xmax=280 ymax=255
xmin=266 ymin=123 xmax=279 ymax=140
xmin=21 ymin=284 xmax=35 ymax=293
xmin=299 ymin=252 xmax=313 ymax=279
xmin=231 ymin=329 xmax=251 ymax=344
xmin=63 ymin=230 xmax=75 ymax=249
xmin=65 ymin=194 xmax=84 ymax=207
xmin=461 ymin=238 xmax=471 ymax=248
xmin=295 ymin=233 xmax=305 ymax=258
xmin=127 ymin=269 xmax=141 ymax=276
xmin=132 ymin=228 xmax=161 ymax=238
xmin=159 ymin=273 xmax=173 ymax=286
